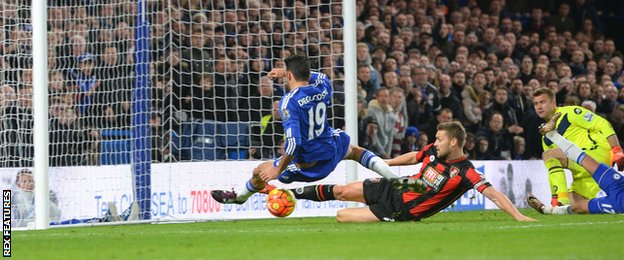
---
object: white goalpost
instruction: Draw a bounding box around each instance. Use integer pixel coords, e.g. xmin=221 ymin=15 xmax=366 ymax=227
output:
xmin=32 ymin=0 xmax=50 ymax=230
xmin=6 ymin=0 xmax=356 ymax=229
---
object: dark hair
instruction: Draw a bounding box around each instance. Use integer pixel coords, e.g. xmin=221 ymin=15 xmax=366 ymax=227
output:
xmin=438 ymin=107 xmax=453 ymax=116
xmin=284 ymin=54 xmax=311 ymax=82
xmin=494 ymin=85 xmax=509 ymax=93
xmin=374 ymin=87 xmax=389 ymax=96
xmin=357 ymin=64 xmax=369 ymax=70
xmin=436 ymin=121 xmax=466 ymax=148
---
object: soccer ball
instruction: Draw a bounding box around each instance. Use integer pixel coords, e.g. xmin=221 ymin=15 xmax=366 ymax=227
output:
xmin=266 ymin=188 xmax=296 ymax=218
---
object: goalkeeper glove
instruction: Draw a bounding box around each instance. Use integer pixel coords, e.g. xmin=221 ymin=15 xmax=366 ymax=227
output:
xmin=390 ymin=177 xmax=428 ymax=193
xmin=611 ymin=146 xmax=624 ymax=169
xmin=551 ymin=194 xmax=569 ymax=207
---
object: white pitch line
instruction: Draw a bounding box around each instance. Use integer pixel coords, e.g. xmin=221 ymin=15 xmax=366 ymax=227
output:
xmin=497 ymin=220 xmax=624 ymax=229
xmin=17 ymin=227 xmax=332 ymax=238
xmin=17 ymin=220 xmax=624 ymax=238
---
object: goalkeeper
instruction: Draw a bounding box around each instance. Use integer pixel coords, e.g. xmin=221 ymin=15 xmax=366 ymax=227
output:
xmin=529 ymin=87 xmax=624 ymax=214
xmin=528 ymin=112 xmax=624 ymax=214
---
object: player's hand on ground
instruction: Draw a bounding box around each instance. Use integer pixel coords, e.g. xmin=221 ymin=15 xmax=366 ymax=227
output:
xmin=268 ymin=68 xmax=287 ymax=80
xmin=515 ymin=215 xmax=537 ymax=222
xmin=259 ymin=167 xmax=280 ymax=182
xmin=611 ymin=146 xmax=624 ymax=169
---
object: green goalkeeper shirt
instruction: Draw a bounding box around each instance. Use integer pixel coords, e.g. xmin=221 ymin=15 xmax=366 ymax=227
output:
xmin=542 ymin=106 xmax=615 ymax=153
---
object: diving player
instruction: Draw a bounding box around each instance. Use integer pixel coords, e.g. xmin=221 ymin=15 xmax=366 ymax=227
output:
xmin=211 ymin=54 xmax=398 ymax=204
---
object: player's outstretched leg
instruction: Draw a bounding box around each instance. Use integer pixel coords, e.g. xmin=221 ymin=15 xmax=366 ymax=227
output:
xmin=543 ymin=149 xmax=570 ymax=206
xmin=526 ymin=194 xmax=545 ymax=214
xmin=290 ymin=181 xmax=366 ymax=203
xmin=527 ymin=193 xmax=573 ymax=214
xmin=291 ymin=184 xmax=337 ymax=201
xmin=210 ymin=189 xmax=244 ymax=204
xmin=211 ymin=160 xmax=273 ymax=204
xmin=345 ymin=145 xmax=398 ymax=179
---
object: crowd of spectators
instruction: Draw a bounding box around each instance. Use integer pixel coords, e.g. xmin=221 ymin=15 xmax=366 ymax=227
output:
xmin=354 ymin=0 xmax=624 ymax=161
xmin=1 ymin=0 xmax=624 ymax=167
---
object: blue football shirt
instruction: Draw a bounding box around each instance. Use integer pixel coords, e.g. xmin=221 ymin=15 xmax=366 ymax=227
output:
xmin=280 ymin=72 xmax=338 ymax=163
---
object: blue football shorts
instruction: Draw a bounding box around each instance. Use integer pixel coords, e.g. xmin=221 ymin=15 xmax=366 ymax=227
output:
xmin=275 ymin=131 xmax=350 ymax=183
xmin=588 ymin=163 xmax=624 ymax=214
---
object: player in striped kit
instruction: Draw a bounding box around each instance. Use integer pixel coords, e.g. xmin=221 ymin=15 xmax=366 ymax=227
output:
xmin=290 ymin=121 xmax=534 ymax=222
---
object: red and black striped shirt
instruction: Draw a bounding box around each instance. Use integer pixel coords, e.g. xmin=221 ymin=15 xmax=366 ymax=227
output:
xmin=403 ymin=144 xmax=490 ymax=219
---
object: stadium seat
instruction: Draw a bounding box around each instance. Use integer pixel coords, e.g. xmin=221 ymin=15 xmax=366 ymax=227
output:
xmin=178 ymin=120 xmax=250 ymax=160
xmin=168 ymin=130 xmax=180 ymax=156
xmin=100 ymin=129 xmax=131 ymax=139
xmin=190 ymin=120 xmax=226 ymax=160
xmin=219 ymin=122 xmax=250 ymax=147
xmin=177 ymin=121 xmax=199 ymax=160
xmin=218 ymin=122 xmax=250 ymax=160
xmin=100 ymin=129 xmax=131 ymax=165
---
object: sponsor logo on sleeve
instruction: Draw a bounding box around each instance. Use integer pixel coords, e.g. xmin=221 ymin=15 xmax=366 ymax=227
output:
xmin=583 ymin=112 xmax=593 ymax=122
xmin=281 ymin=109 xmax=290 ymax=121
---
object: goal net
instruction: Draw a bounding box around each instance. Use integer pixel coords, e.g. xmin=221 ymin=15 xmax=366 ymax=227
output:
xmin=1 ymin=0 xmax=346 ymax=226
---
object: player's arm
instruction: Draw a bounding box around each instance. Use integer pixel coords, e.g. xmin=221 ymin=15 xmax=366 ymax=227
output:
xmin=596 ymin=114 xmax=624 ymax=161
xmin=260 ymin=139 xmax=297 ymax=182
xmin=308 ymin=71 xmax=328 ymax=85
xmin=385 ymin=151 xmax=418 ymax=166
xmin=481 ymin=186 xmax=536 ymax=221
xmin=466 ymin=169 xmax=535 ymax=221
xmin=309 ymin=71 xmax=333 ymax=100
xmin=275 ymin=123 xmax=301 ymax=177
xmin=570 ymin=106 xmax=624 ymax=166
xmin=276 ymin=112 xmax=302 ymax=172
xmin=268 ymin=68 xmax=287 ymax=80
xmin=565 ymin=106 xmax=617 ymax=144
xmin=607 ymin=135 xmax=621 ymax=150
xmin=259 ymin=102 xmax=302 ymax=182
xmin=385 ymin=144 xmax=431 ymax=166
xmin=273 ymin=154 xmax=295 ymax=177
xmin=583 ymin=108 xmax=619 ymax=148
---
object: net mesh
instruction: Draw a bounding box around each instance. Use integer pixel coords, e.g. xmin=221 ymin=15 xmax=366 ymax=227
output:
xmin=0 ymin=0 xmax=346 ymax=167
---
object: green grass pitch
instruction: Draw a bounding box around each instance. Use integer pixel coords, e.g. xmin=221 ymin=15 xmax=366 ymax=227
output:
xmin=15 ymin=209 xmax=624 ymax=259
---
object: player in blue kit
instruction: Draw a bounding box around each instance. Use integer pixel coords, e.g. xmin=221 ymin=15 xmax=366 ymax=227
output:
xmin=211 ymin=54 xmax=398 ymax=204
xmin=528 ymin=112 xmax=624 ymax=214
